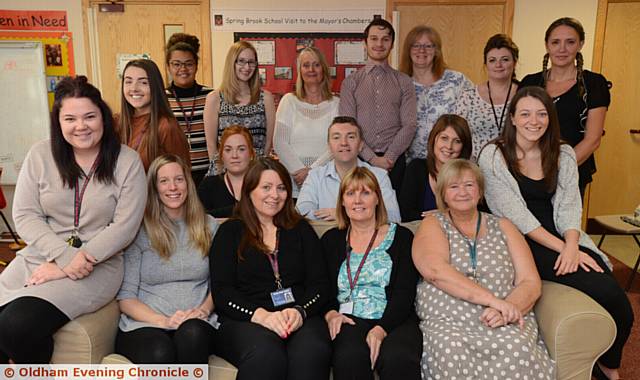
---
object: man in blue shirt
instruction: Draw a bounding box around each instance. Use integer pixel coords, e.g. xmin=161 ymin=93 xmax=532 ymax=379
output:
xmin=296 ymin=116 xmax=401 ymax=222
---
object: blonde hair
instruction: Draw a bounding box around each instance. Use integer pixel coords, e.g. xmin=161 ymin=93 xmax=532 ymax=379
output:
xmin=399 ymin=25 xmax=446 ymax=79
xmin=294 ymin=47 xmax=333 ymax=101
xmin=144 ymin=154 xmax=212 ymax=259
xmin=219 ymin=41 xmax=261 ymax=104
xmin=435 ymin=159 xmax=485 ymax=212
xmin=335 ymin=167 xmax=388 ymax=230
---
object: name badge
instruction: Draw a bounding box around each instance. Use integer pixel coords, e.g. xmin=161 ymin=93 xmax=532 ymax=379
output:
xmin=339 ymin=301 xmax=354 ymax=315
xmin=271 ymin=287 xmax=295 ymax=307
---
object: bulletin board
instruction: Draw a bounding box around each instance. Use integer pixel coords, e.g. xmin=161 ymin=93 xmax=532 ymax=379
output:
xmin=236 ymin=33 xmax=366 ymax=103
xmin=0 ymin=31 xmax=75 ymax=109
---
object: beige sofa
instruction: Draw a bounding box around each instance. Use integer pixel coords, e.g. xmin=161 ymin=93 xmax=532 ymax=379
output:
xmin=51 ymin=220 xmax=616 ymax=380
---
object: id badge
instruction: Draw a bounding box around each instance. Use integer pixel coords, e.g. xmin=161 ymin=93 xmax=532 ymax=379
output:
xmin=339 ymin=301 xmax=354 ymax=315
xmin=270 ymin=287 xmax=295 ymax=307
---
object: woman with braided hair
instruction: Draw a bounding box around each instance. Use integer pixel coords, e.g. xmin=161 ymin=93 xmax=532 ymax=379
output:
xmin=520 ymin=17 xmax=610 ymax=198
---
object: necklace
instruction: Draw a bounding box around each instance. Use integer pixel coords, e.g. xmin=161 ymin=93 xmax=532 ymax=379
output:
xmin=487 ymin=81 xmax=512 ymax=131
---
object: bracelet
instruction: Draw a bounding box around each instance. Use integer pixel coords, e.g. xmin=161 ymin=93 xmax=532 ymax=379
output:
xmin=293 ymin=305 xmax=307 ymax=320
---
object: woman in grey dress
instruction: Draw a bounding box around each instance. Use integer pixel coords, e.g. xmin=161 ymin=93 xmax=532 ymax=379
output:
xmin=0 ymin=76 xmax=147 ymax=363
xmin=412 ymin=159 xmax=554 ymax=379
xmin=116 ymin=154 xmax=219 ymax=363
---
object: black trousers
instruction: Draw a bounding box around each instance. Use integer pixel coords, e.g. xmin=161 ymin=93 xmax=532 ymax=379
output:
xmin=214 ymin=315 xmax=331 ymax=380
xmin=115 ymin=318 xmax=216 ymax=364
xmin=332 ymin=314 xmax=422 ymax=380
xmin=527 ymin=239 xmax=634 ymax=368
xmin=0 ymin=296 xmax=69 ymax=363
xmin=373 ymin=152 xmax=406 ymax=193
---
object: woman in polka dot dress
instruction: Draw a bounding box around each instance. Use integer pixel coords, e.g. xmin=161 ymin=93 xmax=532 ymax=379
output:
xmin=412 ymin=159 xmax=554 ymax=380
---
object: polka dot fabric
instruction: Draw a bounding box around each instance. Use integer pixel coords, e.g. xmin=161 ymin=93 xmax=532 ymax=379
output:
xmin=416 ymin=212 xmax=555 ymax=379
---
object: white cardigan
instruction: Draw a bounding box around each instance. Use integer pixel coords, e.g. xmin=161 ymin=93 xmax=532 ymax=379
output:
xmin=478 ymin=143 xmax=611 ymax=269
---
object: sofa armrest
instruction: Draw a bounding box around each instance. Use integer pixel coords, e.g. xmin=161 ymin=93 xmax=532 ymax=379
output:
xmin=51 ymin=300 xmax=120 ymax=364
xmin=535 ymin=281 xmax=616 ymax=380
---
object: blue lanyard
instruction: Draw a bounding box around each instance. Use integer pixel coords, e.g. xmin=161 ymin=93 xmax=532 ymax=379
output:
xmin=449 ymin=211 xmax=482 ymax=279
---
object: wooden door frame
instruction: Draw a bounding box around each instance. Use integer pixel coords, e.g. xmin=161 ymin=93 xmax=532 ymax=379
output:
xmin=81 ymin=0 xmax=212 ymax=86
xmin=386 ymin=0 xmax=515 ymax=35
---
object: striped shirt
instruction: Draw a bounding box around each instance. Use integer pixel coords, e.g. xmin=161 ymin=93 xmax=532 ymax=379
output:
xmin=166 ymin=83 xmax=213 ymax=175
xmin=339 ymin=61 xmax=417 ymax=163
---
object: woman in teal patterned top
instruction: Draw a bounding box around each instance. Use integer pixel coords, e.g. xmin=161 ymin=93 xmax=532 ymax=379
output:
xmin=321 ymin=167 xmax=421 ymax=380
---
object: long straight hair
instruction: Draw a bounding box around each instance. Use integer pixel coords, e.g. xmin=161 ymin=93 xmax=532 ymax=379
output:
xmin=495 ymin=86 xmax=561 ymax=191
xmin=426 ymin=114 xmax=472 ymax=178
xmin=335 ymin=167 xmax=388 ymax=230
xmin=50 ymin=76 xmax=120 ymax=187
xmin=118 ymin=59 xmax=176 ymax=167
xmin=219 ymin=41 xmax=261 ymax=104
xmin=294 ymin=47 xmax=333 ymax=101
xmin=234 ymin=157 xmax=302 ymax=258
xmin=144 ymin=154 xmax=212 ymax=259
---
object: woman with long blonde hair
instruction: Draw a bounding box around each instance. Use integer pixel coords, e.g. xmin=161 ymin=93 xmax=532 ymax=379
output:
xmin=203 ymin=41 xmax=275 ymax=175
xmin=116 ymin=154 xmax=219 ymax=364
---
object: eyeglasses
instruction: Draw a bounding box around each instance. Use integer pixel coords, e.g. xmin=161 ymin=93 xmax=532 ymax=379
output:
xmin=169 ymin=60 xmax=196 ymax=70
xmin=236 ymin=59 xmax=257 ymax=68
xmin=411 ymin=43 xmax=436 ymax=51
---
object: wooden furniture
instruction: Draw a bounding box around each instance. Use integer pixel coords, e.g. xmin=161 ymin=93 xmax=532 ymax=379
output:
xmin=594 ymin=214 xmax=640 ymax=290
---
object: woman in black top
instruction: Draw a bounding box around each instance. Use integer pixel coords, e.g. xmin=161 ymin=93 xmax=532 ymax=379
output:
xmin=210 ymin=157 xmax=331 ymax=380
xmin=197 ymin=125 xmax=254 ymax=217
xmin=399 ymin=114 xmax=472 ymax=222
xmin=322 ymin=167 xmax=421 ymax=380
xmin=520 ymin=17 xmax=610 ymax=197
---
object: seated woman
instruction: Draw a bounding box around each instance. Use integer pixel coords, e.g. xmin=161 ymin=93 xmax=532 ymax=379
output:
xmin=322 ymin=167 xmax=421 ymax=380
xmin=210 ymin=158 xmax=331 ymax=380
xmin=197 ymin=125 xmax=255 ymax=217
xmin=478 ymin=86 xmax=633 ymax=380
xmin=115 ymin=154 xmax=219 ymax=364
xmin=117 ymin=59 xmax=190 ymax=171
xmin=0 ymin=76 xmax=146 ymax=363
xmin=413 ymin=159 xmax=554 ymax=379
xmin=399 ymin=114 xmax=472 ymax=222
xmin=274 ymin=46 xmax=339 ymax=197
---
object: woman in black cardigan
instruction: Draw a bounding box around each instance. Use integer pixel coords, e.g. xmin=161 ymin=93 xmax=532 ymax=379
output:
xmin=322 ymin=167 xmax=421 ymax=380
xmin=210 ymin=158 xmax=331 ymax=380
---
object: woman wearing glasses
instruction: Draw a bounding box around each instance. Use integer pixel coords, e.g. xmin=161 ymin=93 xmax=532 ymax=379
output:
xmin=399 ymin=26 xmax=473 ymax=162
xmin=165 ymin=33 xmax=214 ymax=185
xmin=204 ymin=41 xmax=275 ymax=176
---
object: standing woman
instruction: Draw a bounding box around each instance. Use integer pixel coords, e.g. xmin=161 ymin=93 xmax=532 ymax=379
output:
xmin=0 ymin=76 xmax=146 ymax=363
xmin=165 ymin=33 xmax=214 ymax=184
xmin=322 ymin=167 xmax=421 ymax=380
xmin=399 ymin=114 xmax=472 ymax=222
xmin=116 ymin=155 xmax=219 ymax=364
xmin=204 ymin=41 xmax=276 ymax=175
xmin=118 ymin=59 xmax=190 ymax=172
xmin=478 ymin=87 xmax=633 ymax=380
xmin=520 ymin=17 xmax=610 ymax=197
xmin=210 ymin=158 xmax=331 ymax=380
xmin=455 ymin=34 xmax=519 ymax=160
xmin=399 ymin=25 xmax=473 ymax=162
xmin=197 ymin=125 xmax=256 ymax=218
xmin=274 ymin=47 xmax=339 ymax=197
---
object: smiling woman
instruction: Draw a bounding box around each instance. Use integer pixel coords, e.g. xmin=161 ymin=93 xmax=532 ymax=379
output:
xmin=116 ymin=59 xmax=190 ymax=172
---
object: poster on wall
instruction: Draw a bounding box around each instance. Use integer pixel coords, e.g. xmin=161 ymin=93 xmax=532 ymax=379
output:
xmin=0 ymin=30 xmax=74 ymax=108
xmin=237 ymin=33 xmax=366 ymax=104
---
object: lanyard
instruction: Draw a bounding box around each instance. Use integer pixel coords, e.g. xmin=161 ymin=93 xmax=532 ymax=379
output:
xmin=171 ymin=86 xmax=198 ymax=134
xmin=487 ymin=81 xmax=512 ymax=131
xmin=266 ymin=229 xmax=282 ymax=289
xmin=448 ymin=211 xmax=482 ymax=278
xmin=345 ymin=227 xmax=379 ymax=294
xmin=73 ymin=156 xmax=100 ymax=233
xmin=225 ymin=173 xmax=236 ymax=199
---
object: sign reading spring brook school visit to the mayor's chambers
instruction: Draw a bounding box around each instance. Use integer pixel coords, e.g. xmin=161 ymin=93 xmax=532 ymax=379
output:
xmin=212 ymin=10 xmax=385 ymax=32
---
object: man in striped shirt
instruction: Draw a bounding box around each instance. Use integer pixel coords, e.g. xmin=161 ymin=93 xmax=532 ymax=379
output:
xmin=339 ymin=18 xmax=417 ymax=191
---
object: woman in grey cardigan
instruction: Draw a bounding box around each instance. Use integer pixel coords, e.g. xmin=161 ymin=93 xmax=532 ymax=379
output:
xmin=478 ymin=86 xmax=633 ymax=380
xmin=0 ymin=76 xmax=147 ymax=363
xmin=115 ymin=155 xmax=219 ymax=363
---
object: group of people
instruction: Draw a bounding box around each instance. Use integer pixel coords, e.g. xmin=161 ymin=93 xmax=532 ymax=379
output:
xmin=0 ymin=14 xmax=634 ymax=380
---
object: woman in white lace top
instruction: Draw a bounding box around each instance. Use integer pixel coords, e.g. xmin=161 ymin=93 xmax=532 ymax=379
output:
xmin=274 ymin=47 xmax=339 ymax=197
